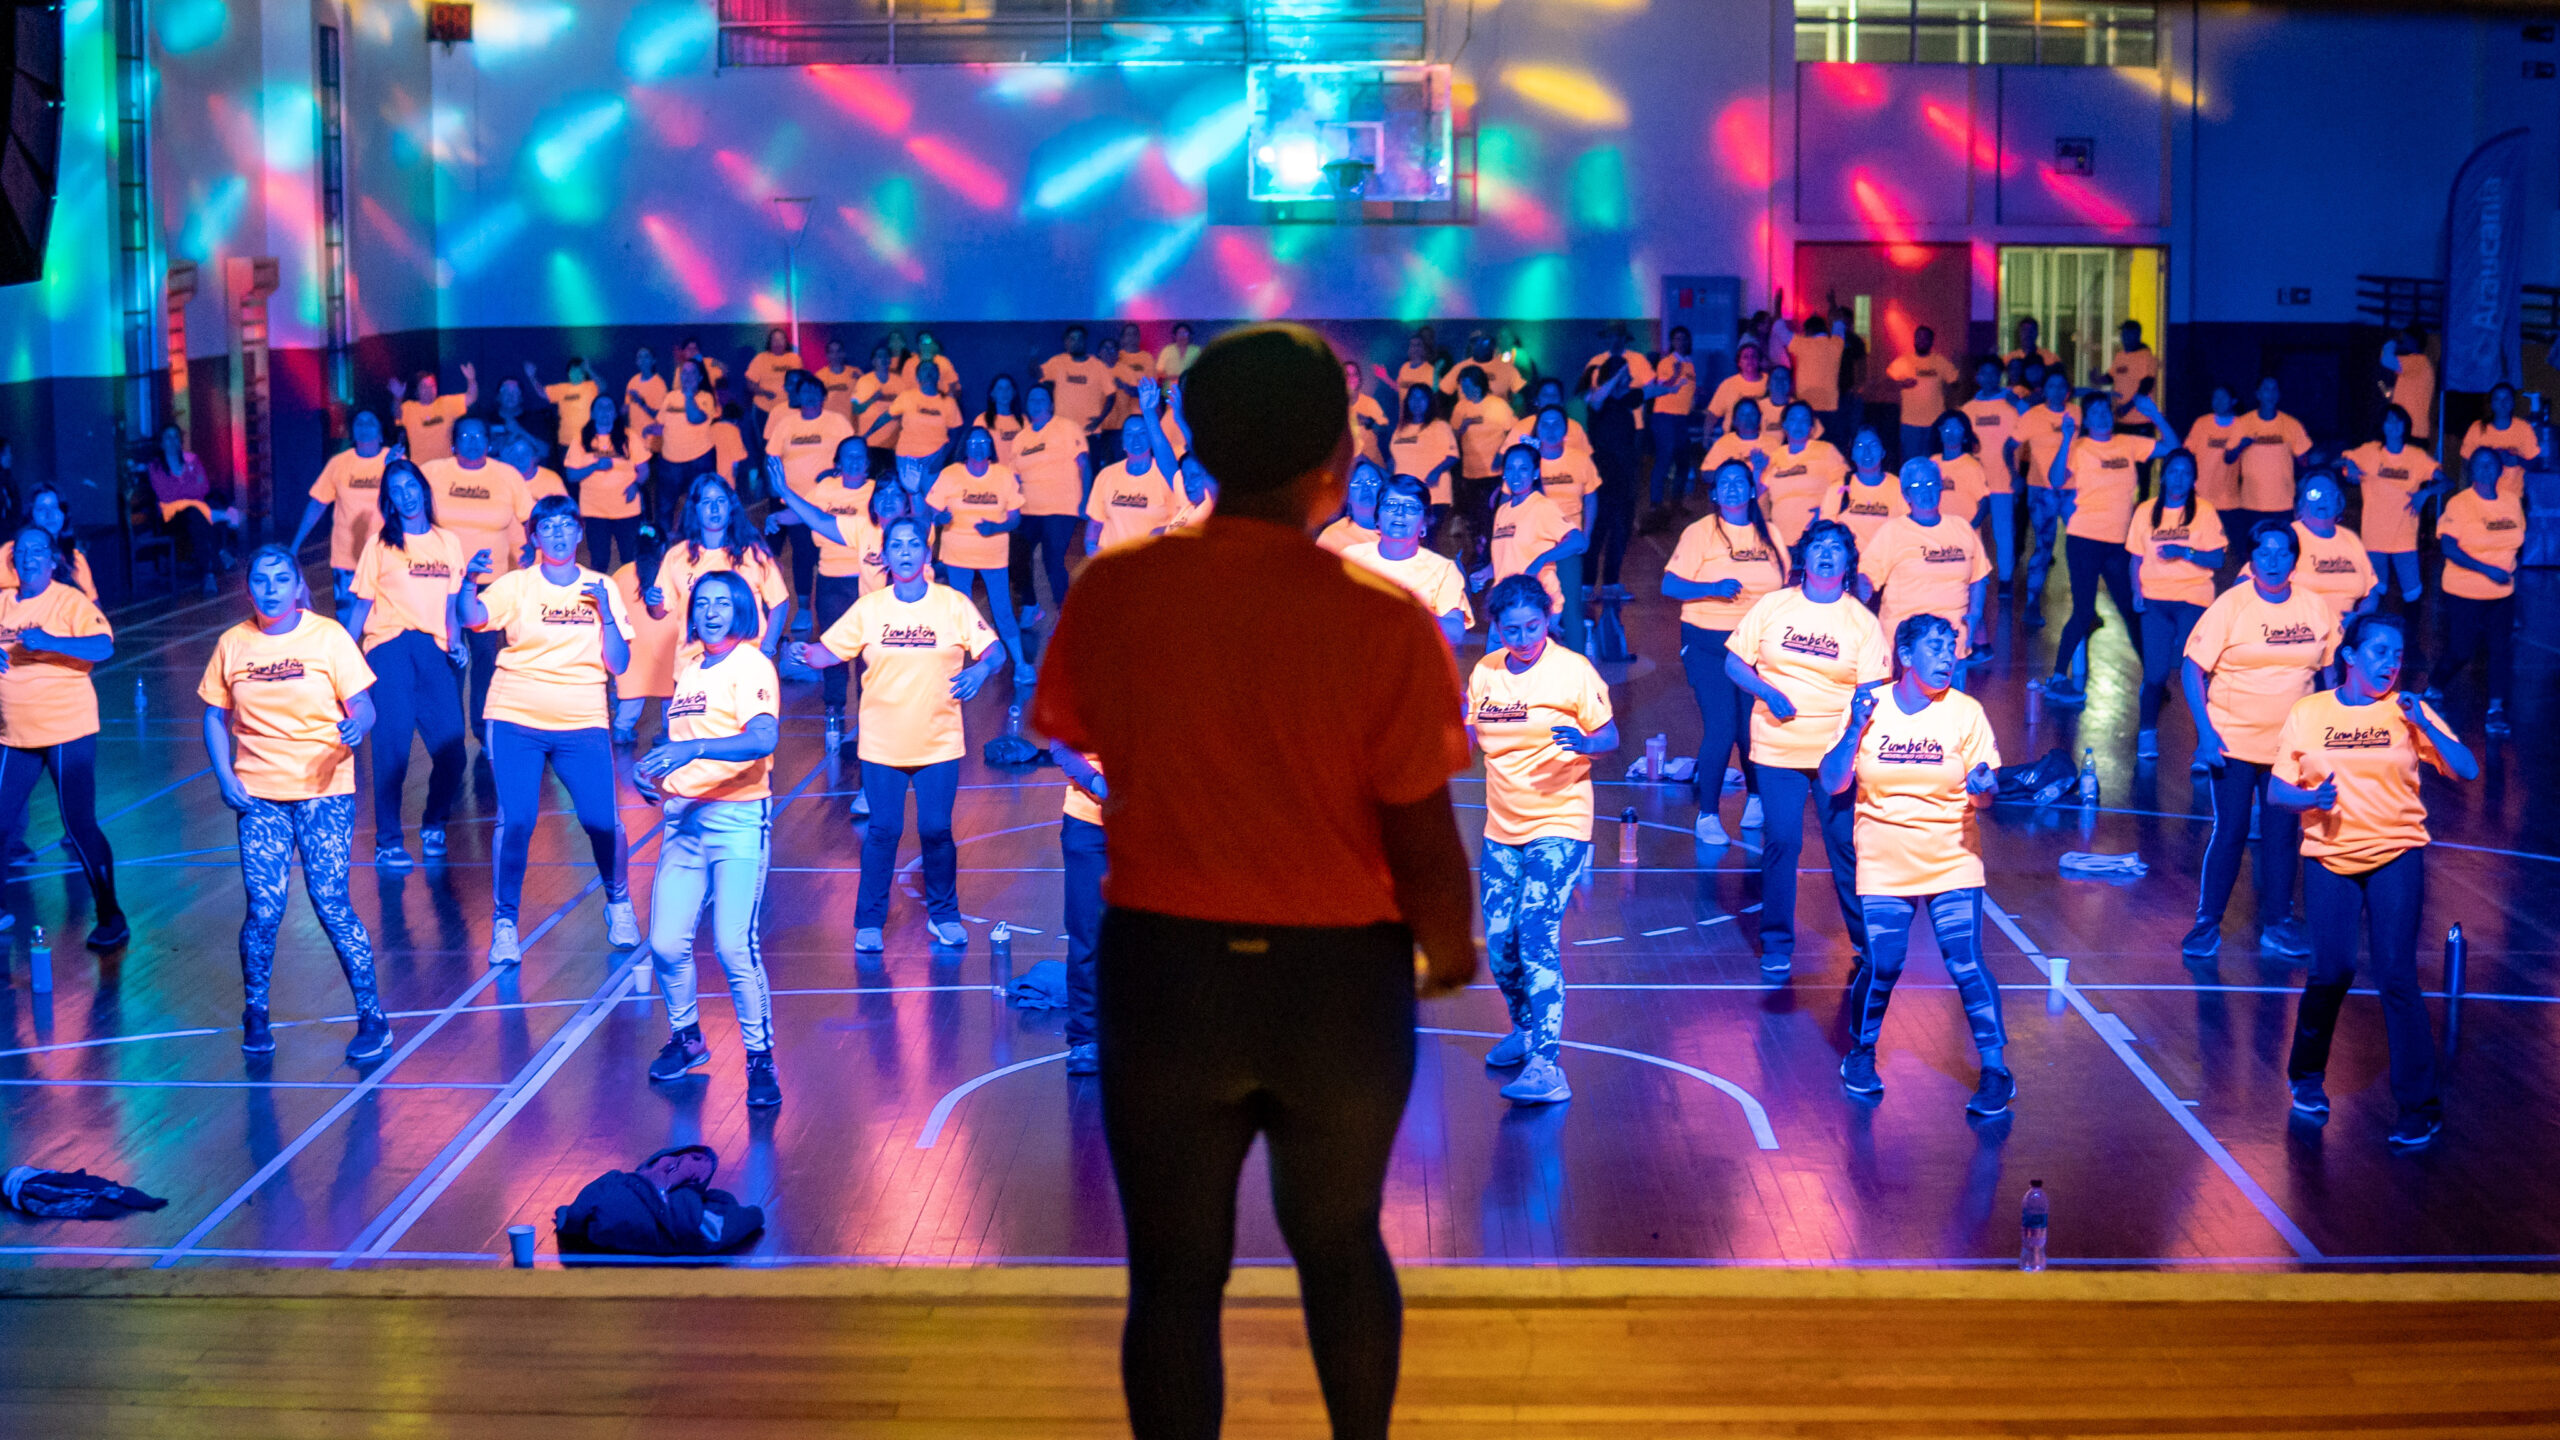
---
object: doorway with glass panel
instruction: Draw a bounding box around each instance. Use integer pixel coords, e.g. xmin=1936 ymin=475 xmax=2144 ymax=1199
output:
xmin=1997 ymin=245 xmax=2165 ymax=396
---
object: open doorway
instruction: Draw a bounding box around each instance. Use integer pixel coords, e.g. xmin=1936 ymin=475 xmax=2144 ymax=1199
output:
xmin=1998 ymin=246 xmax=2166 ymax=395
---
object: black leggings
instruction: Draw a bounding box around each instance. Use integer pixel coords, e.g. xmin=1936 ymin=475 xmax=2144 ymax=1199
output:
xmin=1680 ymin=624 xmax=1757 ymax=807
xmin=1755 ymin=764 xmax=1864 ymax=957
xmin=2432 ymin=592 xmax=2515 ymax=706
xmin=365 ymin=629 xmax=465 ymax=846
xmin=2055 ymin=534 xmax=2137 ymax=679
xmin=2290 ymin=849 xmax=2437 ymax=1120
xmin=1592 ymin=449 xmax=1640 ymax=587
xmin=2194 ymin=757 xmax=2298 ymax=933
xmin=2137 ymin=599 xmax=2203 ymax=729
xmin=584 ymin=516 xmax=642 ymax=576
xmin=813 ymin=573 xmax=861 ymax=711
xmin=1009 ymin=513 xmax=1080 ymax=613
xmin=1098 ymin=908 xmax=1414 ymax=1440
xmin=0 ymin=736 xmax=119 ymax=919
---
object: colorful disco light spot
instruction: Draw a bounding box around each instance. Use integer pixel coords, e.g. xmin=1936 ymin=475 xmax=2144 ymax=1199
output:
xmin=1131 ymin=144 xmax=1203 ymax=219
xmin=259 ymin=85 xmax=317 ymax=169
xmin=530 ymin=96 xmax=627 ymax=183
xmin=157 ymin=0 xmax=226 ymax=54
xmin=1027 ymin=129 xmax=1149 ymax=215
xmin=178 ymin=174 xmax=249 ymax=260
xmin=1503 ymin=255 xmax=1567 ymax=321
xmin=750 ymin=290 xmax=790 ymax=325
xmin=628 ymin=89 xmax=706 ymax=149
xmin=1807 ymin=63 xmax=1888 ymax=111
xmin=1107 ymin=216 xmax=1207 ymax=307
xmin=641 ymin=215 xmax=725 ymax=310
xmin=1846 ymin=169 xmax=1931 ymax=269
xmin=1570 ymin=147 xmax=1630 ymax=231
xmin=1163 ymin=92 xmax=1250 ymax=182
xmin=359 ymin=194 xmax=430 ymax=269
xmin=444 ymin=201 xmax=529 ymax=278
xmin=1393 ymin=232 xmax=1468 ymax=323
xmin=834 ymin=201 xmax=925 ymax=285
xmin=714 ymin=148 xmax=776 ymax=202
xmin=985 ymin=66 xmax=1073 ymax=105
xmin=1919 ymin=97 xmax=2005 ymax=173
xmin=2034 ymin=166 xmax=2134 ymax=231
xmin=1710 ymin=98 xmax=1771 ymax=188
xmin=1499 ymin=66 xmax=1628 ymax=129
xmin=473 ymin=0 xmax=576 ymax=61
xmin=1212 ymin=231 xmax=1292 ymax=319
xmin=807 ymin=65 xmax=912 ymax=134
xmin=547 ymin=250 xmax=607 ymax=328
xmin=621 ymin=0 xmax=714 ymax=82
xmin=906 ymin=134 xmax=1010 ymax=211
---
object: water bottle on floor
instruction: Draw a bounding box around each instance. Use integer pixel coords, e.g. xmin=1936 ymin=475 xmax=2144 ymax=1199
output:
xmin=1643 ymin=733 xmax=1667 ymax=781
xmin=1006 ymin=703 xmax=1023 ymax=739
xmin=2020 ymin=1180 xmax=2049 ymax=1271
xmin=1617 ymin=807 xmax=1640 ymax=867
xmin=133 ymin=679 xmax=147 ymax=717
xmin=28 ymin=924 xmax=50 ymax=994
xmin=2077 ymin=748 xmax=2099 ymax=807
xmin=990 ymin=922 xmax=1013 ymax=995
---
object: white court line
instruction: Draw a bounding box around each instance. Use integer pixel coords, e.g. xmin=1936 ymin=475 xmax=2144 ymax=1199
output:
xmin=2074 ymin=801 xmax=2560 ymax=866
xmin=1977 ymin=893 xmax=2322 ymax=1259
xmin=0 ymin=1078 xmax=507 ymax=1091
xmin=1420 ymin=1027 xmax=1780 ymax=1150
xmin=340 ymin=758 xmax=829 ymax=1266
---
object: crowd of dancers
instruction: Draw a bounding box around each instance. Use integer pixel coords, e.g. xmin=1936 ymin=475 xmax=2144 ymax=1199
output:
xmin=5 ymin=314 xmax=2525 ymax=1151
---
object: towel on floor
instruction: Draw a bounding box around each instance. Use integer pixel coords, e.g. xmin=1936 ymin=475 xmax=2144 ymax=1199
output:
xmin=2058 ymin=851 xmax=2149 ymax=881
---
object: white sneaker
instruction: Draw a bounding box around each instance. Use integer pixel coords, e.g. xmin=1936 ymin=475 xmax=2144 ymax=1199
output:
xmin=1741 ymin=795 xmax=1765 ymax=830
xmin=928 ymin=920 xmax=968 ymax=948
xmin=488 ymin=919 xmax=521 ymax=967
xmin=1499 ymin=1055 xmax=1572 ymax=1104
xmin=1694 ymin=812 xmax=1730 ymax=846
xmin=605 ymin=899 xmax=640 ymax=949
xmin=1485 ymin=1029 xmax=1531 ymax=1067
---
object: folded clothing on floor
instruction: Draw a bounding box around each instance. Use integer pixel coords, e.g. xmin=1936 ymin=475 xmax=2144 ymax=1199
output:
xmin=2058 ymin=850 xmax=2149 ymax=880
xmin=2 ymin=1165 xmax=169 ymax=1219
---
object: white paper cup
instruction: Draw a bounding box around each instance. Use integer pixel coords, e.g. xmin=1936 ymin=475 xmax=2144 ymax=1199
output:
xmin=2048 ymin=957 xmax=2070 ymax=990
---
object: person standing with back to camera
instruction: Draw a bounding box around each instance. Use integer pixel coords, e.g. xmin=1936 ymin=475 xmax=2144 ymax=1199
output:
xmin=1034 ymin=324 xmax=1477 ymax=1440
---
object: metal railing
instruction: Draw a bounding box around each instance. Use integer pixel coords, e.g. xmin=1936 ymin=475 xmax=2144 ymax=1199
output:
xmin=717 ymin=0 xmax=1424 ymax=67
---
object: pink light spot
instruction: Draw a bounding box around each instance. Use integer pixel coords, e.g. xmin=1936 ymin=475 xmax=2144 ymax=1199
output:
xmin=641 ymin=215 xmax=726 ymax=310
xmin=808 ymin=66 xmax=912 ymax=134
xmin=904 ymin=134 xmax=1009 ymax=211
xmin=1809 ymin=64 xmax=1888 ymax=112
xmin=1710 ymin=99 xmax=1771 ymax=188
xmin=1847 ymin=170 xmax=1932 ymax=270
xmin=2035 ymin=166 xmax=2134 ymax=232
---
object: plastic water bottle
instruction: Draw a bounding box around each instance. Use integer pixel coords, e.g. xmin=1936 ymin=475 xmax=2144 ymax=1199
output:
xmin=27 ymin=923 xmax=49 ymax=994
xmin=989 ymin=921 xmax=1013 ymax=995
xmin=2020 ymin=1180 xmax=2049 ymax=1271
xmin=2077 ymin=748 xmax=2099 ymax=807
xmin=1005 ymin=703 xmax=1023 ymax=739
xmin=1617 ymin=806 xmax=1640 ymax=867
xmin=1643 ymin=733 xmax=1667 ymax=781
xmin=2023 ymin=679 xmax=2042 ymax=725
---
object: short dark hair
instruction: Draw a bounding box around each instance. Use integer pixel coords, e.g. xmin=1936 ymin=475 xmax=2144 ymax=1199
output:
xmin=1182 ymin=323 xmax=1348 ymax=499
xmin=1894 ymin=612 xmax=1958 ymax=656
xmin=2247 ymin=515 xmax=2298 ymax=556
xmin=2342 ymin=609 xmax=2405 ymax=654
xmin=1485 ymin=573 xmax=1552 ymax=622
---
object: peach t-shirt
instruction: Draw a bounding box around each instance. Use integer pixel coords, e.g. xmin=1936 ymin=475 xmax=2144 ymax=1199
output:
xmin=309 ymin=448 xmax=389 ymax=570
xmin=197 ymin=612 xmax=376 ymax=800
xmin=800 ymin=475 xmax=875 ymax=579
xmin=2275 ymin=691 xmax=2456 ymax=876
xmin=2125 ymin=501 xmax=2227 ymax=608
xmin=1488 ymin=492 xmax=1576 ymax=608
xmin=2013 ymin=404 xmax=2077 ymax=490
xmin=1887 ymin=354 xmax=1959 ymax=427
xmin=1760 ymin=441 xmax=1850 ymax=544
xmin=1317 ymin=518 xmax=1378 ymax=556
xmin=1468 ymin=642 xmax=1615 ymax=845
xmin=0 ymin=582 xmax=109 ymax=749
xmin=1344 ymin=542 xmax=1473 ymax=626
xmin=767 ymin=409 xmax=858 ymax=492
xmin=1392 ymin=420 xmax=1460 ymax=505
xmin=1085 ymin=461 xmax=1181 ymax=553
xmin=2291 ymin=522 xmax=2376 ymax=617
xmin=475 ymin=565 xmax=636 ymax=730
xmin=2183 ymin=414 xmax=2245 ymax=511
xmin=2062 ymin=432 xmax=2153 ymax=543
xmin=891 ymin=391 xmax=962 ymax=459
xmin=398 ymin=395 xmax=469 ymax=462
xmin=2341 ymin=443 xmax=2439 ymax=554
xmin=1961 ymin=400 xmax=2018 ymax=494
xmin=1859 ymin=514 xmax=1990 ymax=652
xmin=2185 ymin=583 xmax=2341 ymax=765
xmin=615 ymin=562 xmax=683 ymax=701
xmin=2460 ymin=417 xmax=2541 ymax=474
xmin=1788 ymin=334 xmax=1845 ymax=411
xmin=661 ymin=644 xmax=782 ymax=802
xmin=420 ymin=457 xmax=533 ymax=580
xmin=2235 ymin=411 xmax=2313 ymax=513
xmin=2436 ymin=487 xmax=2528 ymax=600
xmin=545 ymin=380 xmax=599 ymax=446
xmin=1824 ymin=475 xmax=1907 ymax=549
xmin=927 ymin=463 xmax=1023 ymax=571
xmin=1842 ymin=687 xmax=2001 ymax=895
xmin=1012 ymin=418 xmax=1090 ymax=517
xmin=1706 ymin=374 xmax=1770 ymax=427
xmin=1032 ymin=517 xmax=1468 ymax=927
xmin=1933 ymin=452 xmax=1993 ymax=515
xmin=1728 ymin=586 xmax=1891 ymax=769
xmin=1451 ymin=396 xmax=1514 ymax=477
xmin=1039 ymin=355 xmax=1114 ymax=429
xmin=351 ymin=527 xmax=466 ymax=650
xmin=1666 ymin=514 xmax=1788 ymax=631
xmin=816 ymin=582 xmax=996 ymax=767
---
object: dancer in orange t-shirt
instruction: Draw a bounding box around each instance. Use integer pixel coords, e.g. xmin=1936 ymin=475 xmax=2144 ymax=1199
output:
xmin=1819 ymin=613 xmax=2008 ymax=1116
xmin=1468 ymin=573 xmax=1617 ymax=1107
xmin=2123 ymin=450 xmax=2227 ymax=759
xmin=1664 ymin=459 xmax=1789 ymax=845
xmin=344 ymin=458 xmax=470 ymax=867
xmin=2181 ymin=518 xmax=2340 ymax=961
xmin=2337 ymin=405 xmax=2442 ymax=607
xmin=2040 ymin=391 xmax=2174 ymax=705
xmin=0 ymin=522 xmax=123 ymax=951
xmin=460 ymin=494 xmax=638 ymax=967
xmin=2269 ymin=611 xmax=2475 ymax=1151
xmin=199 ymin=545 xmax=386 ymax=1063
xmin=924 ymin=425 xmax=1033 ymax=684
xmin=2432 ymin=446 xmax=2532 ymax=736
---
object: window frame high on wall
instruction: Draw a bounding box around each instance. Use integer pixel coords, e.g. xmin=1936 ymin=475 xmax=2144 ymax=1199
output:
xmin=1794 ymin=1 xmax=2156 ymax=68
xmin=716 ymin=0 xmax=1427 ymax=68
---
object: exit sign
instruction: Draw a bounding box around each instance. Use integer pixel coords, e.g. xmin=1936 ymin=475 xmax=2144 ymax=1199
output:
xmin=427 ymin=3 xmax=473 ymax=43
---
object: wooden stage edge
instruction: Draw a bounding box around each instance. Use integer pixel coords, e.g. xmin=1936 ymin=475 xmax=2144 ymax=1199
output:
xmin=10 ymin=1263 xmax=2559 ymax=1305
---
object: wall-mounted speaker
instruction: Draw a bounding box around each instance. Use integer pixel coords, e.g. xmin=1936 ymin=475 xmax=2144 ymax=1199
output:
xmin=0 ymin=0 xmax=64 ymax=288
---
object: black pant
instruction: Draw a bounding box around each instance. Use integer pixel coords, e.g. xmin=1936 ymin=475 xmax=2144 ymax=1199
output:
xmin=1098 ymin=908 xmax=1414 ymax=1440
xmin=0 ymin=735 xmax=118 ymax=919
xmin=2137 ymin=599 xmax=2203 ymax=729
xmin=585 ymin=516 xmax=642 ymax=576
xmin=813 ymin=574 xmax=861 ymax=711
xmin=1009 ymin=513 xmax=1080 ymax=614
xmin=2289 ymin=849 xmax=2437 ymax=1120
xmin=1755 ymin=765 xmax=1864 ymax=957
xmin=1592 ymin=448 xmax=1640 ymax=588
xmin=2433 ymin=592 xmax=2515 ymax=707
xmin=2055 ymin=533 xmax=2138 ymax=679
xmin=1062 ymin=815 xmax=1105 ymax=1048
xmin=2195 ymin=757 xmax=2298 ymax=933
xmin=779 ymin=522 xmax=820 ymax=607
xmin=1648 ymin=412 xmax=1694 ymax=507
xmin=656 ymin=452 xmax=718 ymax=528
xmin=365 ymin=629 xmax=466 ymax=847
xmin=464 ymin=623 xmax=501 ymax=735
xmin=1680 ymin=624 xmax=1757 ymax=808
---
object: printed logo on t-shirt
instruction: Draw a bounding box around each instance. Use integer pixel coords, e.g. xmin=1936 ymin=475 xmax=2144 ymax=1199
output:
xmin=1474 ymin=699 xmax=1533 ymax=725
xmin=2321 ymin=723 xmax=2395 ymax=751
xmin=2153 ymin=527 xmax=2192 ymax=545
xmin=1873 ymin=736 xmax=1946 ymax=765
xmin=879 ymin=624 xmax=939 ymax=647
xmin=1063 ymin=374 xmax=1090 ymax=386
xmin=539 ymin=603 xmax=599 ymax=627
xmin=960 ymin=489 xmax=1000 ymax=507
xmin=2485 ymin=516 xmax=2521 ymax=532
xmin=2378 ymin=464 xmax=2415 ymax=482
xmin=349 ymin=474 xmax=379 ymax=491
xmin=783 ymin=430 xmax=830 ymax=449
xmin=1492 ymin=521 xmax=1518 ymax=543
xmin=1843 ymin=494 xmax=1893 ymax=516
xmin=2093 ymin=454 xmax=2132 ymax=471
xmin=1921 ymin=544 xmax=1971 ymax=564
xmin=240 ymin=659 xmax=309 ymax=683
xmin=1779 ymin=626 xmax=1841 ymax=660
xmin=2312 ymin=556 xmax=2359 ymax=575
xmin=2259 ymin=622 xmax=2318 ymax=645
xmin=666 ymin=692 xmax=709 ymax=721
xmin=406 ymin=558 xmax=453 ymax=580
xmin=447 ymin=483 xmax=492 ymax=500
xmin=1108 ymin=491 xmax=1156 ymax=510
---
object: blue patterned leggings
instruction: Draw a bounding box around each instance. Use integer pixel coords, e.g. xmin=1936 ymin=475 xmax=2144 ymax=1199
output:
xmin=237 ymin=793 xmax=380 ymax=1019
xmin=1480 ymin=837 xmax=1588 ymax=1060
